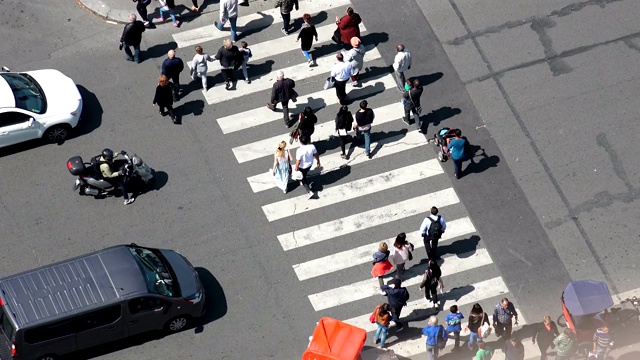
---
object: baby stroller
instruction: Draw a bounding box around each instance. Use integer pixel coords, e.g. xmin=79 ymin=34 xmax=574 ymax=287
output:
xmin=434 ymin=127 xmax=458 ymax=162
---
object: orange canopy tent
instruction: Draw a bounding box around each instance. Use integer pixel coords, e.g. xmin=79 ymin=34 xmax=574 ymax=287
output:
xmin=302 ymin=317 xmax=367 ymax=360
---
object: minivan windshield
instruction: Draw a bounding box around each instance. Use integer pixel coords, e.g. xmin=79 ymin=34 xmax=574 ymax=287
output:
xmin=0 ymin=73 xmax=46 ymax=114
xmin=128 ymin=246 xmax=177 ymax=297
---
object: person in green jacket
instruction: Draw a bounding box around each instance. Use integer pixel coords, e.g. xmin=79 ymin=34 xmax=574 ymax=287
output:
xmin=475 ymin=341 xmax=493 ymax=360
xmin=553 ymin=328 xmax=575 ymax=359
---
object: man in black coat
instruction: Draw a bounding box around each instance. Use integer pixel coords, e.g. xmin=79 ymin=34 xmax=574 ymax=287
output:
xmin=403 ymin=78 xmax=424 ymax=131
xmin=120 ymin=13 xmax=146 ymax=63
xmin=381 ymin=278 xmax=410 ymax=330
xmin=162 ymin=50 xmax=184 ymax=100
xmin=266 ymin=70 xmax=297 ymax=125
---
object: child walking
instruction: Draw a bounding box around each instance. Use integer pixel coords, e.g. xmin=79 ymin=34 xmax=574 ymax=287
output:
xmin=156 ymin=0 xmax=180 ymax=27
xmin=296 ymin=13 xmax=318 ymax=66
xmin=239 ymin=41 xmax=253 ymax=84
xmin=372 ymin=242 xmax=393 ymax=289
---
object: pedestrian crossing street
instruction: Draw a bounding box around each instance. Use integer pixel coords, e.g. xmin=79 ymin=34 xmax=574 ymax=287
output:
xmin=172 ymin=1 xmax=527 ymax=357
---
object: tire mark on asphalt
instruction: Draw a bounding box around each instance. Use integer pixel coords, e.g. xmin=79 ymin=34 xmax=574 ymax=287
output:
xmin=448 ymin=0 xmax=620 ymax=296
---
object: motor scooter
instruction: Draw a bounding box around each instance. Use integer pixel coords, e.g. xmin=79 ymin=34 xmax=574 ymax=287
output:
xmin=67 ymin=151 xmax=154 ymax=197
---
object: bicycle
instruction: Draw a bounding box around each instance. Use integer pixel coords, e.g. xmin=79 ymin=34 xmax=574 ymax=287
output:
xmin=612 ymin=296 xmax=640 ymax=327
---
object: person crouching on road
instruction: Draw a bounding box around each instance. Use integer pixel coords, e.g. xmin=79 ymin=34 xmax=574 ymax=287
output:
xmin=153 ymin=75 xmax=177 ymax=124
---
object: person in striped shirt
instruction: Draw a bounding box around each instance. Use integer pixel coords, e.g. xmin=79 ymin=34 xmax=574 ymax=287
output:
xmin=592 ymin=325 xmax=612 ymax=357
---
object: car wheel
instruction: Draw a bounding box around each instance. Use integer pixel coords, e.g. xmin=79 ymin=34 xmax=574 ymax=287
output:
xmin=43 ymin=125 xmax=71 ymax=143
xmin=38 ymin=355 xmax=57 ymax=360
xmin=165 ymin=316 xmax=189 ymax=333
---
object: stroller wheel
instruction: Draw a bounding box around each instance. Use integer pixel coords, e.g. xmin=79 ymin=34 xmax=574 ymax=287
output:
xmin=438 ymin=152 xmax=446 ymax=162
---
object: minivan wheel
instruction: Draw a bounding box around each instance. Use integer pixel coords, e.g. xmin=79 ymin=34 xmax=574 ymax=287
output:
xmin=43 ymin=125 xmax=70 ymax=143
xmin=38 ymin=355 xmax=57 ymax=360
xmin=166 ymin=316 xmax=188 ymax=332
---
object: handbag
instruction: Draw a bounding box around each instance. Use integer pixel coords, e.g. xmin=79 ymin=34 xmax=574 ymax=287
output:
xmin=479 ymin=313 xmax=492 ymax=337
xmin=331 ymin=27 xmax=341 ymax=44
xmin=323 ymin=77 xmax=335 ymax=90
xmin=291 ymin=170 xmax=303 ymax=181
xmin=369 ymin=306 xmax=380 ymax=324
xmin=407 ymin=91 xmax=422 ymax=115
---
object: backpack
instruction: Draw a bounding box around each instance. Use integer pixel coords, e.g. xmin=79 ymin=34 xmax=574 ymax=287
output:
xmin=427 ymin=216 xmax=443 ymax=239
xmin=437 ymin=325 xmax=448 ymax=349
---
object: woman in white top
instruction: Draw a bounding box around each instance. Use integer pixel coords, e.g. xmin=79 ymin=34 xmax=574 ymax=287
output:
xmin=191 ymin=45 xmax=213 ymax=90
xmin=272 ymin=141 xmax=293 ymax=194
xmin=392 ymin=232 xmax=413 ymax=279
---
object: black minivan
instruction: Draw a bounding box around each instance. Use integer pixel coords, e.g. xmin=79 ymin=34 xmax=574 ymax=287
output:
xmin=0 ymin=244 xmax=205 ymax=360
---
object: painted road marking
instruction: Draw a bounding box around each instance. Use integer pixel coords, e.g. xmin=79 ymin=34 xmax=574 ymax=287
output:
xmin=308 ymin=249 xmax=493 ymax=311
xmin=263 ymin=160 xmax=443 ymax=221
xmin=172 ymin=0 xmax=352 ymax=48
xmin=293 ymin=217 xmax=476 ymax=281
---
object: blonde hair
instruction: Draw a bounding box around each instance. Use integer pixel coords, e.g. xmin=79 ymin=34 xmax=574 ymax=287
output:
xmin=275 ymin=141 xmax=287 ymax=158
xmin=378 ymin=242 xmax=388 ymax=252
xmin=223 ymin=39 xmax=233 ymax=49
xmin=543 ymin=315 xmax=552 ymax=324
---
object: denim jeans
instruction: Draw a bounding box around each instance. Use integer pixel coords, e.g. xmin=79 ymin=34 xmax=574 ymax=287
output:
xmin=468 ymin=331 xmax=482 ymax=350
xmin=216 ymin=16 xmax=237 ymax=41
xmin=356 ymin=128 xmax=371 ymax=155
xmin=375 ymin=323 xmax=388 ymax=346
xmin=159 ymin=7 xmax=177 ymax=24
xmin=426 ymin=345 xmax=439 ymax=360
xmin=302 ymin=50 xmax=312 ymax=61
xmin=452 ymin=155 xmax=466 ymax=178
xmin=241 ymin=60 xmax=249 ymax=80
xmin=123 ymin=43 xmax=140 ymax=63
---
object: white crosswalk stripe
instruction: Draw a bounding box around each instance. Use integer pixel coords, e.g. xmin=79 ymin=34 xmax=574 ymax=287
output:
xmin=188 ymin=23 xmax=367 ymax=74
xmin=175 ymin=2 xmax=517 ymax=358
xmin=233 ymin=102 xmax=403 ymax=163
xmin=247 ymin=129 xmax=427 ymax=193
xmin=277 ymin=189 xmax=460 ymax=251
xmin=292 ymin=217 xmax=476 ymax=281
xmin=172 ymin=0 xmax=353 ymax=49
xmin=202 ymin=46 xmax=382 ymax=105
xmin=263 ymin=160 xmax=443 ymax=221
xmin=217 ymin=73 xmax=396 ymax=134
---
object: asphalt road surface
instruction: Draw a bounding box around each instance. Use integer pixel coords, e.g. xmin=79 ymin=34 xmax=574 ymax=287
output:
xmin=1 ymin=0 xmax=639 ymax=359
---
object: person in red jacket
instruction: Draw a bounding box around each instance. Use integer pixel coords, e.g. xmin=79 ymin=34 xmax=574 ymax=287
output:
xmin=335 ymin=7 xmax=361 ymax=49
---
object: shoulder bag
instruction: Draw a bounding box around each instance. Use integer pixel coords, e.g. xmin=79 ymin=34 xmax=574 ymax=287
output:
xmin=479 ymin=313 xmax=492 ymax=338
xmin=407 ymin=91 xmax=422 ymax=115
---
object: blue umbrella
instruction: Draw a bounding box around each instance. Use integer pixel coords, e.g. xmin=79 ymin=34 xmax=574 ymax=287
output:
xmin=564 ymin=280 xmax=614 ymax=316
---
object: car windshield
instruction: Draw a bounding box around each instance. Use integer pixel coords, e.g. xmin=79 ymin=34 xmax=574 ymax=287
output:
xmin=128 ymin=246 xmax=177 ymax=297
xmin=0 ymin=73 xmax=46 ymax=114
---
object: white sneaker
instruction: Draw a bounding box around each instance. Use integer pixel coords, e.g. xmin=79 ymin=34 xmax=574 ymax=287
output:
xmin=124 ymin=198 xmax=135 ymax=205
xmin=307 ymin=59 xmax=313 ymax=67
xmin=307 ymin=191 xmax=314 ymax=199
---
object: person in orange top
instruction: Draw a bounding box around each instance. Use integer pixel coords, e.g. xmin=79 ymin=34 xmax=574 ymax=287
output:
xmin=371 ymin=242 xmax=393 ymax=288
xmin=374 ymin=303 xmax=391 ymax=348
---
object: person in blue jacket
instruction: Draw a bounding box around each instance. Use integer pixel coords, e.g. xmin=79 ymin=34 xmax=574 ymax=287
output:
xmin=422 ymin=315 xmax=448 ymax=360
xmin=445 ymin=305 xmax=465 ymax=350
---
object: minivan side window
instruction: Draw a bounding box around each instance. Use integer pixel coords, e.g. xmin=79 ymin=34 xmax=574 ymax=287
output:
xmin=128 ymin=297 xmax=171 ymax=315
xmin=24 ymin=320 xmax=75 ymax=344
xmin=76 ymin=305 xmax=121 ymax=332
xmin=0 ymin=310 xmax=16 ymax=340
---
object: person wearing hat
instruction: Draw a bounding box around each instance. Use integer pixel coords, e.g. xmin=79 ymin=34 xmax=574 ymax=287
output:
xmin=344 ymin=37 xmax=366 ymax=87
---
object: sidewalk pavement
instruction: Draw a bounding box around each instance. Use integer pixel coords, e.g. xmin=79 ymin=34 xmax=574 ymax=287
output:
xmin=74 ymin=0 xmax=259 ymax=24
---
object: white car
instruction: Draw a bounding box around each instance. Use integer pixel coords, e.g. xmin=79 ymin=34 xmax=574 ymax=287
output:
xmin=0 ymin=67 xmax=83 ymax=149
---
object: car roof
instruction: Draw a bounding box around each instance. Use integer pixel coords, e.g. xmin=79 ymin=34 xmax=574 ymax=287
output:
xmin=0 ymin=75 xmax=15 ymax=108
xmin=0 ymin=245 xmax=148 ymax=328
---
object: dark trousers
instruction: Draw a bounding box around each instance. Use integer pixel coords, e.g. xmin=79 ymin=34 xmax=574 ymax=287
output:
xmin=495 ymin=320 xmax=513 ymax=339
xmin=281 ymin=12 xmax=291 ymax=30
xmin=191 ymin=0 xmax=198 ymax=6
xmin=453 ymin=156 xmax=465 ymax=178
xmin=335 ymin=79 xmax=348 ymax=105
xmin=425 ymin=284 xmax=438 ymax=305
xmin=338 ymin=135 xmax=349 ymax=155
xmin=168 ymin=75 xmax=180 ymax=98
xmin=106 ymin=178 xmax=130 ymax=200
xmin=423 ymin=235 xmax=439 ymax=259
xmin=538 ymin=341 xmax=551 ymax=360
xmin=221 ymin=68 xmax=236 ymax=85
xmin=451 ymin=331 xmax=460 ymax=348
xmin=404 ymin=107 xmax=420 ymax=129
xmin=159 ymin=104 xmax=175 ymax=119
xmin=123 ymin=43 xmax=141 ymax=63
xmin=136 ymin=1 xmax=148 ymax=22
xmin=390 ymin=304 xmax=404 ymax=328
xmin=269 ymin=102 xmax=290 ymax=124
xmin=299 ymin=166 xmax=312 ymax=192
